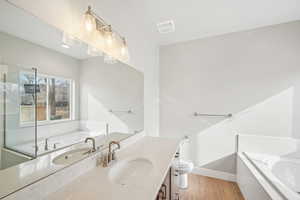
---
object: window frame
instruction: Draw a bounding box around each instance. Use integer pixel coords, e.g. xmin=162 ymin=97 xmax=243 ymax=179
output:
xmin=19 ymin=71 xmax=75 ymax=127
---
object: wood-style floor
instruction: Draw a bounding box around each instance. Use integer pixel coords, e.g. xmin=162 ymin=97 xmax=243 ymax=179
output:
xmin=180 ymin=174 xmax=245 ymax=200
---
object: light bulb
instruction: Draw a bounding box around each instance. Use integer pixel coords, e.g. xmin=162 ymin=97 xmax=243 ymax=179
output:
xmin=121 ymin=38 xmax=127 ymax=56
xmin=84 ymin=6 xmax=96 ymax=32
xmin=105 ymin=25 xmax=114 ymax=48
xmin=121 ymin=46 xmax=126 ymax=56
xmin=120 ymin=38 xmax=130 ymax=62
xmin=107 ymin=34 xmax=113 ymax=46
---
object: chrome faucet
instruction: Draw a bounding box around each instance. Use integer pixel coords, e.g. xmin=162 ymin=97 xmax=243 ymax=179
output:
xmin=85 ymin=137 xmax=96 ymax=152
xmin=108 ymin=141 xmax=121 ymax=164
xmin=44 ymin=138 xmax=49 ymax=151
xmin=53 ymin=142 xmax=60 ymax=149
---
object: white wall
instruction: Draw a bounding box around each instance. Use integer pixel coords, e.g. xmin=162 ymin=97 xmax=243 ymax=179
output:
xmin=160 ymin=21 xmax=300 ymax=173
xmin=0 ymin=31 xmax=81 ymax=147
xmin=80 ymin=57 xmax=144 ymax=134
xmin=8 ymin=0 xmax=160 ymax=137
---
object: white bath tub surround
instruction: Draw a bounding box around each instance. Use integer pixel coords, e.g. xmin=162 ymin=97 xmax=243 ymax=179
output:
xmin=11 ymin=131 xmax=103 ymax=156
xmin=10 ymin=130 xmax=132 ymax=157
xmin=244 ymin=152 xmax=300 ymax=200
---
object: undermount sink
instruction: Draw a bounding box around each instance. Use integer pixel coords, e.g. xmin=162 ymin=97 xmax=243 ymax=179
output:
xmin=108 ymin=158 xmax=153 ymax=187
xmin=52 ymin=148 xmax=91 ymax=165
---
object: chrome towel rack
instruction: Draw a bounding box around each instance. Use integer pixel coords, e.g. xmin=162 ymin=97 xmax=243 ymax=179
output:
xmin=109 ymin=109 xmax=133 ymax=114
xmin=193 ymin=112 xmax=232 ymax=118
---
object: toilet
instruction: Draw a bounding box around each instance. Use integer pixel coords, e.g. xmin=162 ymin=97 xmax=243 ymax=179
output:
xmin=172 ymin=135 xmax=194 ymax=189
xmin=173 ymin=159 xmax=194 ymax=189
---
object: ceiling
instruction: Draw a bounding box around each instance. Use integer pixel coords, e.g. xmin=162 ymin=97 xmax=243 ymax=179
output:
xmin=2 ymin=0 xmax=300 ymax=59
xmin=130 ymin=0 xmax=300 ymax=45
xmin=0 ymin=1 xmax=93 ymax=60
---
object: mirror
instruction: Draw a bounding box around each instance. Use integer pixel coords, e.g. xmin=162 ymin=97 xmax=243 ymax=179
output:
xmin=0 ymin=1 xmax=143 ymax=198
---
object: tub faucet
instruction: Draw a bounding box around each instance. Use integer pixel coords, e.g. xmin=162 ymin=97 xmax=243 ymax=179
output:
xmin=53 ymin=142 xmax=60 ymax=149
xmin=44 ymin=138 xmax=49 ymax=151
xmin=85 ymin=137 xmax=96 ymax=152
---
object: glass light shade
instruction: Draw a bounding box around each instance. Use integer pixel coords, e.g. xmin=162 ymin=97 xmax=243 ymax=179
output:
xmin=121 ymin=45 xmax=126 ymax=55
xmin=104 ymin=26 xmax=116 ymax=49
xmin=106 ymin=34 xmax=115 ymax=50
xmin=120 ymin=45 xmax=130 ymax=62
xmin=84 ymin=12 xmax=96 ymax=33
xmin=120 ymin=38 xmax=130 ymax=62
xmin=106 ymin=33 xmax=113 ymax=46
xmin=94 ymin=31 xmax=106 ymax=50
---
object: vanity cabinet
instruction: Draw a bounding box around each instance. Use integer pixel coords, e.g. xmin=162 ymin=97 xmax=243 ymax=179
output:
xmin=156 ymin=167 xmax=180 ymax=200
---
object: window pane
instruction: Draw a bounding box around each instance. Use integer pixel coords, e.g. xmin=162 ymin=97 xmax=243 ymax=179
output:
xmin=48 ymin=78 xmax=70 ymax=120
xmin=20 ymin=73 xmax=47 ymax=122
xmin=37 ymin=77 xmax=47 ymax=121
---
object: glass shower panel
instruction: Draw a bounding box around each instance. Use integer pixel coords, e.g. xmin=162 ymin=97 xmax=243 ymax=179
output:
xmin=3 ymin=65 xmax=37 ymax=158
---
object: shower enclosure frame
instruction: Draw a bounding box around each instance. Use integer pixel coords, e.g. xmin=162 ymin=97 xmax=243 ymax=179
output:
xmin=2 ymin=66 xmax=38 ymax=159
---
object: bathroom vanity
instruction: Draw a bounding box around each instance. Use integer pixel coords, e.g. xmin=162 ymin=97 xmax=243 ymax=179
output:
xmin=43 ymin=136 xmax=180 ymax=200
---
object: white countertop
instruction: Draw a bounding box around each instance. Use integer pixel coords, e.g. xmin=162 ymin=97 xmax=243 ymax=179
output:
xmin=0 ymin=132 xmax=133 ymax=199
xmin=45 ymin=136 xmax=180 ymax=200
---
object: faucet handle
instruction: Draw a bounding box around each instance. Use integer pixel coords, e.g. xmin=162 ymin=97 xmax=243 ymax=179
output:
xmin=44 ymin=138 xmax=49 ymax=151
xmin=53 ymin=143 xmax=60 ymax=149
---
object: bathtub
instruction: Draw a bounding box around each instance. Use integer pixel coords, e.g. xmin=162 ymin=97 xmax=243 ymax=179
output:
xmin=240 ymin=152 xmax=300 ymax=200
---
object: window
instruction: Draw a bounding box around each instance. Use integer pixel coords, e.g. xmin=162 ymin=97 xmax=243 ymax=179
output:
xmin=48 ymin=78 xmax=71 ymax=120
xmin=20 ymin=72 xmax=73 ymax=124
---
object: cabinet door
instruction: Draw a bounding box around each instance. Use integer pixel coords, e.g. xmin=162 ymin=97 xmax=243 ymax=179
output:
xmin=156 ymin=165 xmax=182 ymax=200
xmin=156 ymin=168 xmax=171 ymax=200
xmin=171 ymin=167 xmax=180 ymax=200
xmin=163 ymin=168 xmax=171 ymax=200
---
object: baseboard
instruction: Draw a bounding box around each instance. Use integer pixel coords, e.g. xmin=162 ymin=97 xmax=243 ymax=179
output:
xmin=192 ymin=167 xmax=236 ymax=182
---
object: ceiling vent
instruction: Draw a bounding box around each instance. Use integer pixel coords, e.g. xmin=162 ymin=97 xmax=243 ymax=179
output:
xmin=157 ymin=20 xmax=175 ymax=34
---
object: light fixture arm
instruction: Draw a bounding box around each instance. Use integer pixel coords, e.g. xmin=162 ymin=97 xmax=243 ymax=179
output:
xmin=86 ymin=6 xmax=123 ymax=39
xmin=82 ymin=5 xmax=129 ymax=63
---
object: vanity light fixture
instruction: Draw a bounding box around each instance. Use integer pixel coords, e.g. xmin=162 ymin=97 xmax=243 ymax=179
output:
xmin=82 ymin=6 xmax=130 ymax=64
